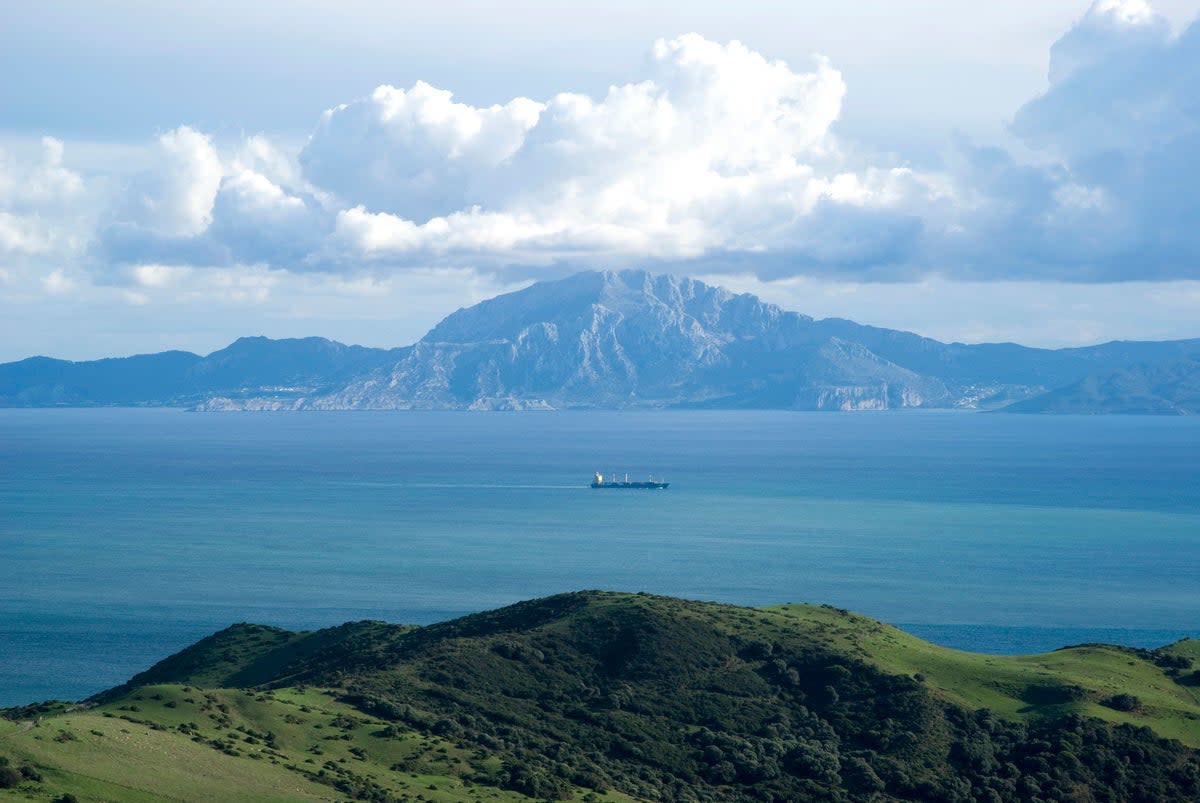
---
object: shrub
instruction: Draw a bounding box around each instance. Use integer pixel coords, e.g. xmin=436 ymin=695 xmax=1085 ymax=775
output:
xmin=1101 ymin=693 xmax=1141 ymax=712
xmin=0 ymin=764 xmax=22 ymax=789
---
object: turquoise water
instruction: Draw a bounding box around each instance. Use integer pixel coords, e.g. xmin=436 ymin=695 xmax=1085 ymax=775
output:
xmin=2 ymin=408 xmax=1198 ymax=706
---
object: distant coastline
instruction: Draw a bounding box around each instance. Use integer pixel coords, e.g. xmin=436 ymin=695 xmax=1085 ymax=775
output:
xmin=4 ymin=271 xmax=1200 ymax=414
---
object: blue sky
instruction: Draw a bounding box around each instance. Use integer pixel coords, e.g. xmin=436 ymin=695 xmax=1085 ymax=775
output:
xmin=2 ymin=0 xmax=1200 ymax=360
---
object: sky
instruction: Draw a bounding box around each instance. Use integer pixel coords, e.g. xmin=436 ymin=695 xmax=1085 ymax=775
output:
xmin=3 ymin=0 xmax=1200 ymax=361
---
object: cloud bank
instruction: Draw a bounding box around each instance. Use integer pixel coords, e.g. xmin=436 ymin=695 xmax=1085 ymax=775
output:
xmin=1006 ymin=0 xmax=1200 ymax=279
xmin=5 ymin=2 xmax=1200 ymax=310
xmin=305 ymin=34 xmax=935 ymax=272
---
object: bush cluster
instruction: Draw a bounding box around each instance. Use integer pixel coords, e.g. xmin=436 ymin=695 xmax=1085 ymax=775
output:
xmin=319 ymin=594 xmax=1200 ymax=801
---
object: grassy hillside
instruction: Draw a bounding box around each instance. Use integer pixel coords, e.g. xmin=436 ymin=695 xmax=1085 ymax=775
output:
xmin=0 ymin=686 xmax=635 ymax=802
xmin=766 ymin=604 xmax=1200 ymax=746
xmin=3 ymin=592 xmax=1198 ymax=802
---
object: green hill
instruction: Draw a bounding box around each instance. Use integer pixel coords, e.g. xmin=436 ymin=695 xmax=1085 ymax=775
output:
xmin=3 ymin=592 xmax=1198 ymax=802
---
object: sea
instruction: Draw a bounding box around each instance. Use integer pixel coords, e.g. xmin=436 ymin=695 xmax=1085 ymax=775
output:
xmin=2 ymin=408 xmax=1198 ymax=707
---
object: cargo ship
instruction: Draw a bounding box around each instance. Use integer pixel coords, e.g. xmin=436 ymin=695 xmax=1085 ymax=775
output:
xmin=591 ymin=472 xmax=669 ymax=489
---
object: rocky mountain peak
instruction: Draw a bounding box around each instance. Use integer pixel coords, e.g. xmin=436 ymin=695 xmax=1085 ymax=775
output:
xmin=423 ymin=270 xmax=795 ymax=347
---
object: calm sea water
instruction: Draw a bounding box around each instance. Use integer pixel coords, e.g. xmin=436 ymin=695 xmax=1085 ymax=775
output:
xmin=2 ymin=409 xmax=1198 ymax=706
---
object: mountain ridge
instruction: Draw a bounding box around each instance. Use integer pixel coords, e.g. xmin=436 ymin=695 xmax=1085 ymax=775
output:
xmin=5 ymin=269 xmax=1200 ymax=412
xmin=1003 ymin=357 xmax=1200 ymax=414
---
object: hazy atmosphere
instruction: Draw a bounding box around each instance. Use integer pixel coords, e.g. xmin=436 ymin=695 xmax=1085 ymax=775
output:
xmin=4 ymin=0 xmax=1200 ymax=359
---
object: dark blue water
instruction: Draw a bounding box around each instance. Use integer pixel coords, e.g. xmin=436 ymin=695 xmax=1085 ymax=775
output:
xmin=2 ymin=409 xmax=1198 ymax=706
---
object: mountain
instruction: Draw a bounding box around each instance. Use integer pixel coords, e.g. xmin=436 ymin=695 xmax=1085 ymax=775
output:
xmin=1001 ymin=358 xmax=1200 ymax=415
xmin=0 ymin=336 xmax=402 ymax=408
xmin=5 ymin=270 xmax=1200 ymax=411
xmin=311 ymin=270 xmax=953 ymax=411
xmin=184 ymin=336 xmax=406 ymax=409
xmin=258 ymin=270 xmax=1200 ymax=411
xmin=3 ymin=592 xmax=1198 ymax=802
xmin=0 ymin=350 xmax=203 ymax=406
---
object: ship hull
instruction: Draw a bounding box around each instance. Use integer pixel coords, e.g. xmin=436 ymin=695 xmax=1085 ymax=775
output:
xmin=590 ymin=482 xmax=669 ymax=489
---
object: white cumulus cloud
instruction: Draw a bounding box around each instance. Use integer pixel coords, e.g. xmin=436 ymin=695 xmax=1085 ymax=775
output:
xmin=0 ymin=137 xmax=85 ymax=209
xmin=0 ymin=137 xmax=88 ymax=257
xmin=206 ymin=169 xmax=328 ymax=265
xmin=307 ymin=33 xmax=930 ymax=272
xmin=96 ymin=127 xmax=331 ymax=272
xmin=302 ymin=81 xmax=544 ymax=220
xmin=115 ymin=126 xmax=223 ymax=237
